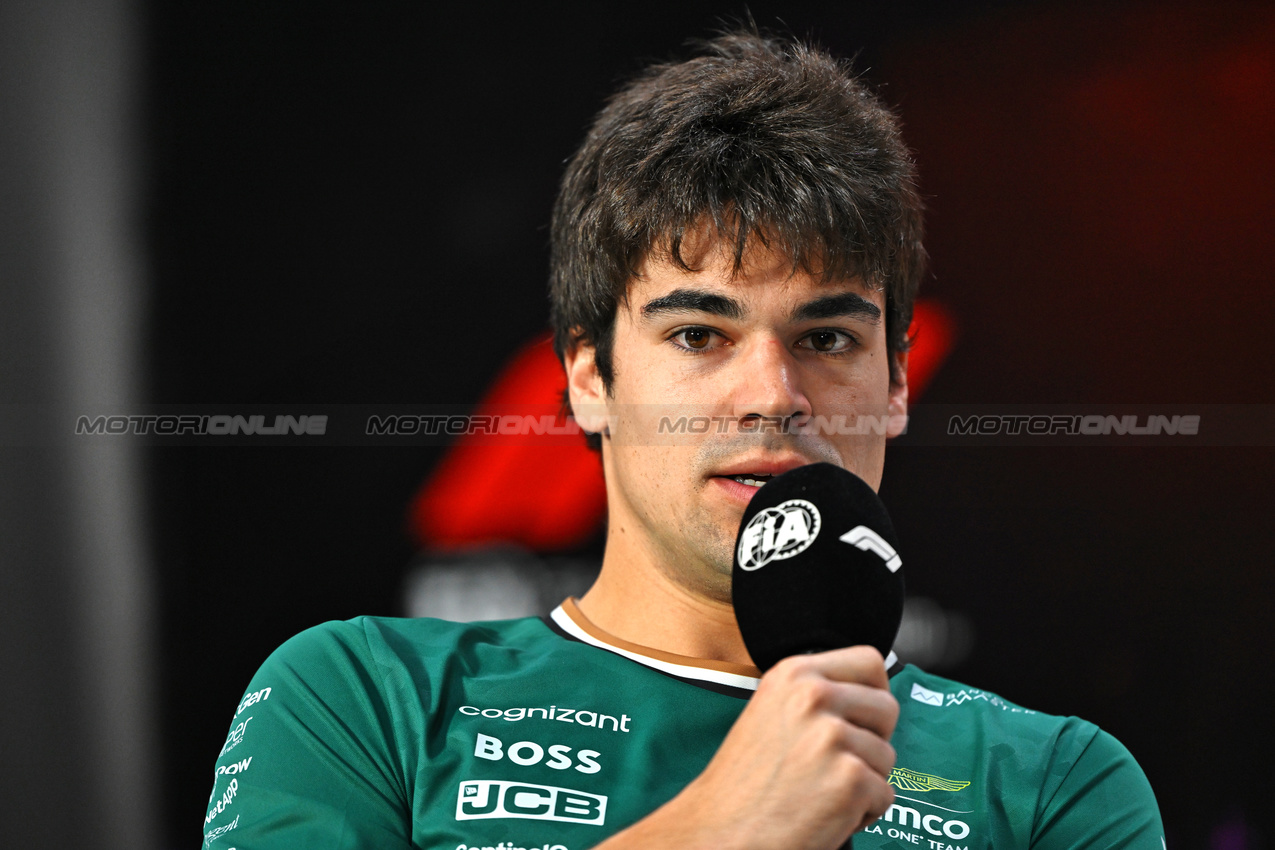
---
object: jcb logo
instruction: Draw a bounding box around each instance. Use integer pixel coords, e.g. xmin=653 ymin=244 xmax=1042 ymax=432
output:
xmin=456 ymin=780 xmax=607 ymax=825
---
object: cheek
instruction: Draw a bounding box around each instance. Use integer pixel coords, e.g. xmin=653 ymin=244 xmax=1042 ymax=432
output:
xmin=815 ymin=376 xmax=886 ymax=413
xmin=828 ymin=354 xmax=894 ymax=404
xmin=611 ymin=440 xmax=701 ymax=512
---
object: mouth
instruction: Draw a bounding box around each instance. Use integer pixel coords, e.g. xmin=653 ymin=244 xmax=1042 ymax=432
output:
xmin=708 ymin=456 xmax=816 ymax=504
xmin=712 ymin=455 xmax=813 ymax=485
xmin=718 ymin=473 xmax=775 ymax=489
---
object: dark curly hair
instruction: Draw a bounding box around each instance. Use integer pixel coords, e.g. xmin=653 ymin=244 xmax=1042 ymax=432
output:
xmin=550 ymin=28 xmax=925 ymax=406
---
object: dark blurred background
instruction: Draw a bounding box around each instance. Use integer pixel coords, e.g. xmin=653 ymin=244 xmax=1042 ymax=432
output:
xmin=2 ymin=1 xmax=1272 ymax=848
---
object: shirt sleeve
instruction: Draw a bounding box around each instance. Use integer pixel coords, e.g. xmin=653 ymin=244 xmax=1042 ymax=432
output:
xmin=201 ymin=620 xmax=413 ymax=850
xmin=1031 ymin=723 xmax=1164 ymax=849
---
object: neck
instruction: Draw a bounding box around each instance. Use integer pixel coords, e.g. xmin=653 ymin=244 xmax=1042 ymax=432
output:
xmin=578 ymin=529 xmax=754 ymax=666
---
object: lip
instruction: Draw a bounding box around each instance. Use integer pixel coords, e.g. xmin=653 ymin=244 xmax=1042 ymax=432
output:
xmin=711 ymin=454 xmax=817 ymax=479
xmin=708 ymin=475 xmax=770 ymax=505
xmin=706 ymin=454 xmax=820 ymax=505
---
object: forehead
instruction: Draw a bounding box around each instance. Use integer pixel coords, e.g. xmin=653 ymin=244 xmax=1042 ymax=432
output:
xmin=625 ymin=237 xmax=883 ymax=314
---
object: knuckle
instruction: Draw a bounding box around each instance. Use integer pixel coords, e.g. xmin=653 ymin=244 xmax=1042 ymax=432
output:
xmin=761 ymin=665 xmax=832 ymax=714
xmin=792 ymin=677 xmax=835 ymax=714
xmin=768 ymin=654 xmax=815 ymax=681
xmin=830 ymin=750 xmax=874 ymax=790
xmin=848 ymin=644 xmax=885 ymax=666
xmin=810 ymin=714 xmax=850 ymax=751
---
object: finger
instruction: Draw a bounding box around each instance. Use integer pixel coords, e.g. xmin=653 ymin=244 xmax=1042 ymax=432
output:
xmin=819 ymin=681 xmax=900 ymax=741
xmin=853 ymin=779 xmax=897 ymax=834
xmin=795 ymin=645 xmax=891 ymax=690
xmin=830 ymin=750 xmax=897 ymax=834
xmin=758 ymin=655 xmax=900 ymax=739
xmin=838 ymin=723 xmax=897 ymax=779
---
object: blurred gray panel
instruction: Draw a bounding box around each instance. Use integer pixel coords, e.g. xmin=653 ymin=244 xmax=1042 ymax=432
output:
xmin=0 ymin=2 xmax=155 ymax=848
xmin=406 ymin=548 xmax=597 ymax=622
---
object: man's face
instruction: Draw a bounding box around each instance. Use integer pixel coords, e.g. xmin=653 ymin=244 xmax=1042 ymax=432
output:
xmin=566 ymin=239 xmax=908 ymax=604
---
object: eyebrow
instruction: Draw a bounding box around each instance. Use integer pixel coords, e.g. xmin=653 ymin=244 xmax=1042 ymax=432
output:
xmin=638 ymin=288 xmax=882 ymax=324
xmin=640 ymin=289 xmax=744 ymax=320
xmin=790 ymin=292 xmax=881 ymax=324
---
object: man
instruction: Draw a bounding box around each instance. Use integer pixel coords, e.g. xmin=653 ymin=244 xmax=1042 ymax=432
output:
xmin=204 ymin=30 xmax=1163 ymax=849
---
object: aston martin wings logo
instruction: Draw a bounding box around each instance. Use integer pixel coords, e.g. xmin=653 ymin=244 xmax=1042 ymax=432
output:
xmin=889 ymin=767 xmax=971 ymax=793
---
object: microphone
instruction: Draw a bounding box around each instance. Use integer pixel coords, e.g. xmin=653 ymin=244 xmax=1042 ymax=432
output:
xmin=731 ymin=463 xmax=905 ymax=849
xmin=731 ymin=462 xmax=905 ymax=671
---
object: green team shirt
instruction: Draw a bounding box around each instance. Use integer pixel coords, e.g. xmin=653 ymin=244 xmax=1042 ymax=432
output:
xmin=203 ymin=600 xmax=1163 ymax=849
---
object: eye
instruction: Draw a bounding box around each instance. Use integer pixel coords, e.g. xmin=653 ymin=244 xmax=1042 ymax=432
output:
xmin=797 ymin=330 xmax=856 ymax=354
xmin=670 ymin=327 xmax=721 ymax=351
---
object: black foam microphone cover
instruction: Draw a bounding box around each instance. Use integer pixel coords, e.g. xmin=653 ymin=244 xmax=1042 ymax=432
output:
xmin=732 ymin=462 xmax=905 ymax=671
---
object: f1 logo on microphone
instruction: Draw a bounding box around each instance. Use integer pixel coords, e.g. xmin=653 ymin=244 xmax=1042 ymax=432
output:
xmin=839 ymin=526 xmax=902 ymax=572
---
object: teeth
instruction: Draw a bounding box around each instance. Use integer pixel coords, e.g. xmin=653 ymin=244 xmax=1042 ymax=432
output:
xmin=732 ymin=475 xmax=770 ymax=487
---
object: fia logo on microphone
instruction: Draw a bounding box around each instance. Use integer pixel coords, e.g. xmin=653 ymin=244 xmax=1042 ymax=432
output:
xmin=737 ymin=499 xmax=821 ymax=570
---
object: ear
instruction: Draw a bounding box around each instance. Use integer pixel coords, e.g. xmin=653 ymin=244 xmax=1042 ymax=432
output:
xmin=563 ymin=334 xmax=610 ymax=435
xmin=886 ymin=350 xmax=909 ymax=439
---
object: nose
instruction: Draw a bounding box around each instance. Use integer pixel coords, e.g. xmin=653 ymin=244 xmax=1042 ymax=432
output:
xmin=730 ymin=337 xmax=812 ymax=424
